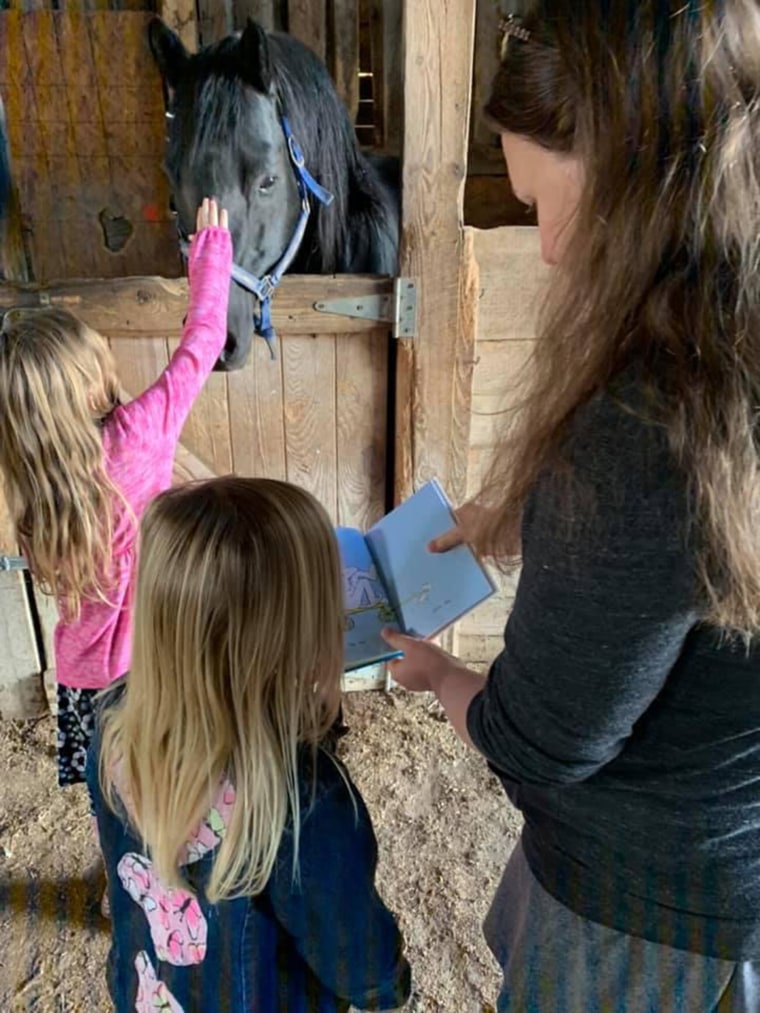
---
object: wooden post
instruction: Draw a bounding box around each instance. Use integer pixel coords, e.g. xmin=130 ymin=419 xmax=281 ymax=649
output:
xmin=0 ymin=571 xmax=47 ymax=721
xmin=395 ymin=0 xmax=478 ymax=508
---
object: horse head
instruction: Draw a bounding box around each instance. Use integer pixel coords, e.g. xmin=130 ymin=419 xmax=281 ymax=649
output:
xmin=149 ymin=19 xmax=303 ymax=370
xmin=149 ymin=18 xmax=399 ymax=371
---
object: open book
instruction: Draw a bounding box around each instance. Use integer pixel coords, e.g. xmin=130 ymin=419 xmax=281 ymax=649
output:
xmin=337 ymin=480 xmax=496 ymax=672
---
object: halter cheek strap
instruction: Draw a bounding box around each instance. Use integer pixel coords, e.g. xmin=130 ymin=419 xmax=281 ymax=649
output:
xmin=179 ymin=116 xmax=334 ymax=361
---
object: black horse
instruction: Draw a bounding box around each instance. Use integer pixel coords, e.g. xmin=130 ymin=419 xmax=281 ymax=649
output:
xmin=148 ymin=18 xmax=400 ymax=370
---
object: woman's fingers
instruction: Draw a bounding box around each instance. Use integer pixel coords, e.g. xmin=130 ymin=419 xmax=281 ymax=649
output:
xmin=219 ymin=207 xmax=229 ymax=230
xmin=428 ymin=526 xmax=464 ymax=553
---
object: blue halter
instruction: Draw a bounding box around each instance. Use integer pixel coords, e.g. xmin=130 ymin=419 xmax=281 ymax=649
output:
xmin=180 ymin=116 xmax=334 ymax=360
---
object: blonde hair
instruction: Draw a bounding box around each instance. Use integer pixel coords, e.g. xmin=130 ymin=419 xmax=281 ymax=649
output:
xmin=98 ymin=477 xmax=345 ymax=902
xmin=480 ymin=0 xmax=760 ymax=638
xmin=0 ymin=308 xmax=122 ymax=617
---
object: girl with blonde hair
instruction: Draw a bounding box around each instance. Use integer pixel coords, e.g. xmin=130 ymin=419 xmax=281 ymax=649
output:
xmin=86 ymin=476 xmax=410 ymax=1012
xmin=384 ymin=1 xmax=760 ymax=1009
xmin=0 ymin=197 xmax=231 ymax=787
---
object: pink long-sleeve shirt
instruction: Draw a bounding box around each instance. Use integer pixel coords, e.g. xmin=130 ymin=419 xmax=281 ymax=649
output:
xmin=55 ymin=227 xmax=232 ymax=689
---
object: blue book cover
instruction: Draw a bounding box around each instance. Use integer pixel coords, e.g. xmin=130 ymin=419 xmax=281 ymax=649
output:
xmin=337 ymin=479 xmax=496 ymax=672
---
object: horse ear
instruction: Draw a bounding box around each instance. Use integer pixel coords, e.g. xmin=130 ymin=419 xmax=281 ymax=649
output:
xmin=239 ymin=19 xmax=272 ymax=94
xmin=148 ymin=17 xmax=189 ymax=89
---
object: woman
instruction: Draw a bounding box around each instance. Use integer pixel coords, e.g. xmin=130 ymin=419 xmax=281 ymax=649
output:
xmin=383 ymin=2 xmax=760 ymax=1009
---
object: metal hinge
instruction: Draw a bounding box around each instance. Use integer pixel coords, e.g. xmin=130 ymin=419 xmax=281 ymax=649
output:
xmin=0 ymin=555 xmax=28 ymax=572
xmin=313 ymin=277 xmax=417 ymax=338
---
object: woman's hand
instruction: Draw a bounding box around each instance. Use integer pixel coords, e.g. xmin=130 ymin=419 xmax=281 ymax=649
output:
xmin=381 ymin=628 xmax=485 ymax=748
xmin=428 ymin=501 xmax=485 ymax=554
xmin=381 ymin=628 xmax=464 ymax=693
xmin=192 ymin=197 xmax=229 ymax=236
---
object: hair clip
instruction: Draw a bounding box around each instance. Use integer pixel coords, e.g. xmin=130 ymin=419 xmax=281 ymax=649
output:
xmin=499 ymin=14 xmax=531 ymax=58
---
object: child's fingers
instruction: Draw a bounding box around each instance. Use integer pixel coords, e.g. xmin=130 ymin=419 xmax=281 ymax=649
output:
xmin=219 ymin=207 xmax=229 ymax=230
xmin=208 ymin=198 xmax=219 ymax=228
xmin=196 ymin=198 xmax=208 ymax=233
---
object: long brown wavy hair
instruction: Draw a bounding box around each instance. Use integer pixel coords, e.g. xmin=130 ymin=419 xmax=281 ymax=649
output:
xmin=0 ymin=309 xmax=122 ymax=618
xmin=99 ymin=478 xmax=345 ymax=901
xmin=478 ymin=0 xmax=760 ymax=637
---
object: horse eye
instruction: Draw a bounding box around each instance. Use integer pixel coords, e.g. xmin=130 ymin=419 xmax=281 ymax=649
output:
xmin=258 ymin=175 xmax=277 ymax=194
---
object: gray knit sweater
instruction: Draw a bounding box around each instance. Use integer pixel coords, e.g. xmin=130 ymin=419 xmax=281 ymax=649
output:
xmin=467 ymin=379 xmax=760 ymax=960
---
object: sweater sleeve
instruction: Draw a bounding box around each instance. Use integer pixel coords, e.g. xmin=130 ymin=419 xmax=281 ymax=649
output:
xmin=268 ymin=756 xmax=411 ymax=1010
xmin=117 ymin=227 xmax=232 ymax=441
xmin=467 ymin=386 xmax=700 ymax=786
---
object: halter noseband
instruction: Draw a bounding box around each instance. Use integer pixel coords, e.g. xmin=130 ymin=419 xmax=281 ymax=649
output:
xmin=179 ymin=116 xmax=334 ymax=360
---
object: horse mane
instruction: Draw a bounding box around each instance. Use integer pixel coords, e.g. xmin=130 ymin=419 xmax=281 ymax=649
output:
xmin=172 ymin=29 xmax=398 ymax=275
xmin=267 ymin=32 xmax=398 ymax=274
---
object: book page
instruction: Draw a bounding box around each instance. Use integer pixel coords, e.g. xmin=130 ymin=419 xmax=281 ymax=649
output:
xmin=365 ymin=480 xmax=496 ymax=639
xmin=335 ymin=527 xmax=402 ymax=672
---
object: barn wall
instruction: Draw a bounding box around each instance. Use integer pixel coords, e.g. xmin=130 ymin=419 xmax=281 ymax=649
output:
xmin=457 ymin=225 xmax=548 ymax=667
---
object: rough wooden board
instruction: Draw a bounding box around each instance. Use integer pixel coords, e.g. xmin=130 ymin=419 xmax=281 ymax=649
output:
xmin=379 ymin=0 xmax=402 ymax=156
xmin=473 ymin=226 xmax=549 ymax=342
xmin=395 ymin=0 xmax=477 ymax=508
xmin=288 ymin=0 xmax=326 ymax=61
xmin=342 ymin=664 xmax=386 ymax=692
xmin=0 ymin=274 xmax=395 ymax=334
xmin=328 ymin=0 xmax=359 ymax=121
xmin=159 ymin=0 xmax=198 ymax=50
xmin=0 ymin=571 xmax=47 ymax=720
xmin=366 ymin=0 xmax=385 ymax=149
xmin=1 ymin=11 xmax=177 ymax=281
xmin=166 ymin=337 xmax=234 ymax=475
xmin=335 ymin=329 xmax=387 ymax=528
xmin=282 ymin=334 xmax=338 ymax=521
xmin=34 ymin=587 xmax=58 ymax=715
xmin=227 ymin=336 xmax=288 ymax=479
xmin=197 ymin=0 xmax=230 ymax=45
xmin=0 ymin=477 xmax=16 ymax=556
xmin=231 ymin=0 xmax=279 ymax=32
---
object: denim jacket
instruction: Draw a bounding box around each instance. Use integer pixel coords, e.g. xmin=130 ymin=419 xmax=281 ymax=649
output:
xmin=86 ymin=684 xmax=411 ymax=1012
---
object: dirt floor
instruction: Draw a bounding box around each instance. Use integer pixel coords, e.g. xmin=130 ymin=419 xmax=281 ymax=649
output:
xmin=0 ymin=690 xmax=521 ymax=1012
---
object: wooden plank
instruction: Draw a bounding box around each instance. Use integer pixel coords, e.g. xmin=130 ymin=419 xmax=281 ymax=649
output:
xmin=16 ymin=11 xmax=65 ymax=280
xmin=3 ymin=12 xmax=176 ymax=281
xmin=472 ymin=338 xmax=534 ymax=398
xmin=0 ymin=274 xmax=395 ymax=335
xmin=380 ymin=0 xmax=403 ymax=156
xmin=366 ymin=0 xmax=385 ymax=149
xmin=34 ymin=588 xmax=58 ymax=716
xmin=0 ymin=477 xmax=16 ymax=555
xmin=328 ymin=0 xmax=359 ymax=121
xmin=167 ymin=337 xmax=233 ymax=474
xmin=197 ymin=0 xmax=231 ymax=45
xmin=231 ymin=0 xmax=280 ymax=33
xmin=394 ymin=0 xmax=477 ymax=510
xmin=288 ymin=0 xmax=326 ymax=61
xmin=0 ymin=571 xmax=47 ymax=720
xmin=282 ymin=334 xmax=338 ymax=521
xmin=159 ymin=0 xmax=199 ymax=51
xmin=335 ymin=329 xmax=387 ymax=528
xmin=473 ymin=226 xmax=548 ymax=342
xmin=228 ymin=335 xmax=287 ymax=479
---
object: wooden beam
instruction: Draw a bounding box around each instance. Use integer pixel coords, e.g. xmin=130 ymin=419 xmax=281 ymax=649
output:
xmin=0 ymin=274 xmax=394 ymax=336
xmin=395 ymin=0 xmax=478 ymax=507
